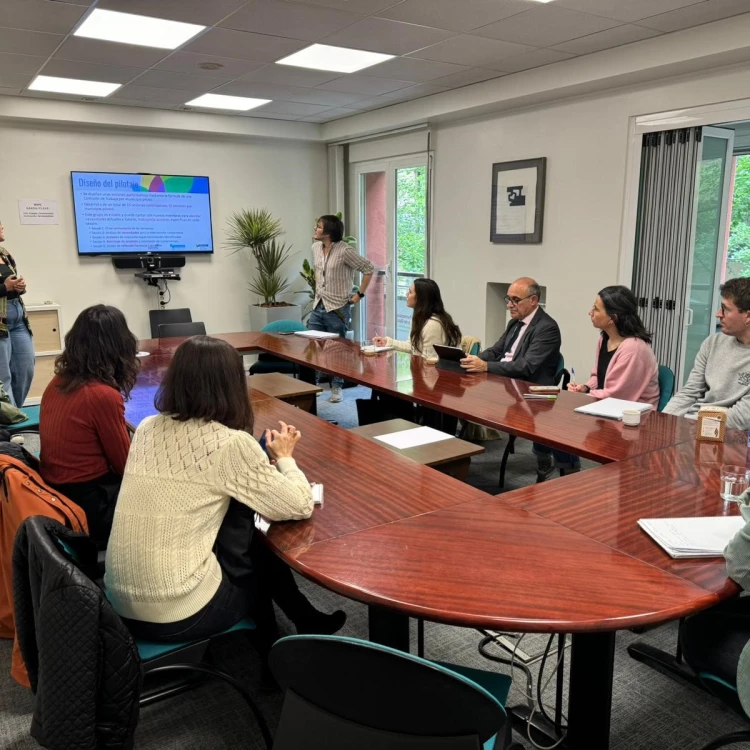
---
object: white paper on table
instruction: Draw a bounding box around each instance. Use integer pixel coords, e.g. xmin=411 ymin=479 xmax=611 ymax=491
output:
xmin=294 ymin=330 xmax=338 ymax=339
xmin=638 ymin=517 xmax=745 ymax=558
xmin=374 ymin=426 xmax=453 ymax=450
xmin=361 ymin=345 xmax=394 ymax=353
xmin=574 ymin=397 xmax=652 ymax=420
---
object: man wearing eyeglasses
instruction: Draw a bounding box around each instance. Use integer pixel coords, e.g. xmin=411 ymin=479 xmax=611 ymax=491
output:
xmin=461 ymin=277 xmax=562 ymax=481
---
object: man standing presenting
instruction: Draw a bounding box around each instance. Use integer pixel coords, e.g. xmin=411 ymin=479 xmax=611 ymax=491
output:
xmin=460 ymin=277 xmax=563 ymax=481
xmin=309 ymin=215 xmax=374 ymax=403
xmin=664 ymin=277 xmax=750 ymax=429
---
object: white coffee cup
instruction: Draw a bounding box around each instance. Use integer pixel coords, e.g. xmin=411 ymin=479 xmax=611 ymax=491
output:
xmin=622 ymin=409 xmax=641 ymax=427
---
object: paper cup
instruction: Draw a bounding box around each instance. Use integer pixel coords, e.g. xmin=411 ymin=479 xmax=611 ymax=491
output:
xmin=622 ymin=409 xmax=641 ymax=427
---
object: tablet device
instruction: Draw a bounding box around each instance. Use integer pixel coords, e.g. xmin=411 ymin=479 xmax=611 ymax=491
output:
xmin=433 ymin=344 xmax=465 ymax=362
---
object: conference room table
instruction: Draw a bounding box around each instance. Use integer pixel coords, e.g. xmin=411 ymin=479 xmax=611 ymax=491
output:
xmin=128 ymin=332 xmax=741 ymax=749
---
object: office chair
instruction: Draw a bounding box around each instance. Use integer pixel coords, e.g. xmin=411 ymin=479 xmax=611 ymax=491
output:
xmin=269 ymin=634 xmax=522 ymax=749
xmin=657 ymin=364 xmax=675 ymax=412
xmin=13 ymin=517 xmax=272 ymax=748
xmin=149 ymin=308 xmax=192 ymax=339
xmin=157 ymin=321 xmax=207 ymax=338
xmin=249 ymin=320 xmax=307 ymax=377
xmin=498 ymin=354 xmax=569 ymax=489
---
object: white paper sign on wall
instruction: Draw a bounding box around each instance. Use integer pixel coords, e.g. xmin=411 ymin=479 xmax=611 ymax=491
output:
xmin=18 ymin=200 xmax=58 ymax=225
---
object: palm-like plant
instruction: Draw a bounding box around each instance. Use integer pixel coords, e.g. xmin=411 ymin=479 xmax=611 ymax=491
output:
xmin=249 ymin=239 xmax=293 ymax=305
xmin=225 ymin=209 xmax=283 ymax=259
xmin=226 ymin=209 xmax=293 ymax=306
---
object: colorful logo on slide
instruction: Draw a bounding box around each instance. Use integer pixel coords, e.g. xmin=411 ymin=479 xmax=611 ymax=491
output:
xmin=133 ymin=175 xmax=209 ymax=194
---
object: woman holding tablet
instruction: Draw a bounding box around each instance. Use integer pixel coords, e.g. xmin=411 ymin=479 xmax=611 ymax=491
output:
xmin=373 ymin=278 xmax=461 ymax=360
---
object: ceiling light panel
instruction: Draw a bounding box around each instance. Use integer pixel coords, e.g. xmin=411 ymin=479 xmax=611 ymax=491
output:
xmin=185 ymin=93 xmax=271 ymax=111
xmin=277 ymin=44 xmax=393 ymax=73
xmin=28 ymin=75 xmax=121 ymax=97
xmin=74 ymin=9 xmax=205 ymax=50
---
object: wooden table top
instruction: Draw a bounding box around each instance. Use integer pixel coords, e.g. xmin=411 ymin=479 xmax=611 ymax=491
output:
xmin=247 ymin=372 xmax=323 ymax=400
xmin=349 ymin=418 xmax=484 ymax=468
xmin=138 ymin=333 xmax=695 ymax=463
xmin=132 ymin=332 xmax=738 ymax=633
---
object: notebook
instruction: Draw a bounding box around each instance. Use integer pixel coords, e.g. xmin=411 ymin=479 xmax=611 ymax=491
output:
xmin=638 ymin=516 xmax=745 ymax=558
xmin=294 ymin=330 xmax=339 ymax=339
xmin=574 ymin=397 xmax=652 ymax=420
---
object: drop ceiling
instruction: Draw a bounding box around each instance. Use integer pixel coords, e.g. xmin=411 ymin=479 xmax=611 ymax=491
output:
xmin=1 ymin=0 xmax=749 ymax=124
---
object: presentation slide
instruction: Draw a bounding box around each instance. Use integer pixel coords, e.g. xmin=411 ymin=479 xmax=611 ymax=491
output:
xmin=71 ymin=172 xmax=213 ymax=255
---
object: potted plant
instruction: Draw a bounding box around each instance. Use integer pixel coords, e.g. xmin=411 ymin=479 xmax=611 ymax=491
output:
xmin=225 ymin=209 xmax=301 ymax=330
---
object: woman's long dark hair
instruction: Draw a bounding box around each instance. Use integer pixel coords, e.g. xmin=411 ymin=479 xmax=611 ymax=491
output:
xmin=410 ymin=278 xmax=462 ymax=352
xmin=598 ymin=285 xmax=652 ymax=344
xmin=155 ymin=336 xmax=254 ymax=432
xmin=55 ymin=305 xmax=139 ymax=398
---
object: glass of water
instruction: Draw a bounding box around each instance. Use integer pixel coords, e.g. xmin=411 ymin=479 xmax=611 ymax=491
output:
xmin=720 ymin=465 xmax=750 ymax=503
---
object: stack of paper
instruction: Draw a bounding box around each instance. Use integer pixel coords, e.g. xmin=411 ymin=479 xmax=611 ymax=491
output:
xmin=294 ymin=330 xmax=339 ymax=339
xmin=638 ymin=516 xmax=745 ymax=558
xmin=361 ymin=345 xmax=394 ymax=353
xmin=374 ymin=426 xmax=453 ymax=450
xmin=574 ymin=397 xmax=652 ymax=420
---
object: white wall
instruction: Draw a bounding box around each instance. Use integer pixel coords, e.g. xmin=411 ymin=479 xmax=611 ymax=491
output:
xmin=431 ymin=63 xmax=750 ymax=374
xmin=0 ymin=122 xmax=326 ymax=340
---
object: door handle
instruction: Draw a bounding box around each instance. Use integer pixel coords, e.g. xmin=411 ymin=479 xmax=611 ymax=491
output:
xmin=685 ymin=307 xmax=694 ymax=327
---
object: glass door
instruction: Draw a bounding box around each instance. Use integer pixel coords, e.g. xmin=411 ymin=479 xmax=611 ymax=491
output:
xmin=351 ymin=155 xmax=429 ymax=342
xmin=680 ymin=127 xmax=735 ymax=384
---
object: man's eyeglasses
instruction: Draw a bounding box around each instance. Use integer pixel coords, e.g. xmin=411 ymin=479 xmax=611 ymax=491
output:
xmin=504 ymin=294 xmax=534 ymax=306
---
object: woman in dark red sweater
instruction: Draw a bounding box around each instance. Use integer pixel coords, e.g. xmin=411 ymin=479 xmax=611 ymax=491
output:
xmin=40 ymin=305 xmax=139 ymax=547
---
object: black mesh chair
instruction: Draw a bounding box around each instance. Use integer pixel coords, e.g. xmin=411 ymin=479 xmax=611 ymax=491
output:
xmin=149 ymin=308 xmax=192 ymax=339
xmin=269 ymin=634 xmax=521 ymax=750
xmin=157 ymin=321 xmax=207 ymax=338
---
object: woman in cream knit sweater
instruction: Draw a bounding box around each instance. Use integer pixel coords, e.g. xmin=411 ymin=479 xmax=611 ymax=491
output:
xmin=105 ymin=336 xmax=344 ymax=643
xmin=374 ymin=278 xmax=461 ymax=359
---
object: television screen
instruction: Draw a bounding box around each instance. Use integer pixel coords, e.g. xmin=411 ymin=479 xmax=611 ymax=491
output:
xmin=71 ymin=171 xmax=213 ymax=255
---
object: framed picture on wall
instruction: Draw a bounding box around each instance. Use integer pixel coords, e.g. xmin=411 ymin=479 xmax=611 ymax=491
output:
xmin=490 ymin=157 xmax=546 ymax=244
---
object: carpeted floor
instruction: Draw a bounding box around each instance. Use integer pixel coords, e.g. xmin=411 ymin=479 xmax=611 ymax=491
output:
xmin=2 ymin=386 xmax=749 ymax=749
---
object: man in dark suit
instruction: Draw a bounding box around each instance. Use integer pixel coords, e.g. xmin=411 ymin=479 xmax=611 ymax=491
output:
xmin=461 ymin=277 xmax=564 ymax=481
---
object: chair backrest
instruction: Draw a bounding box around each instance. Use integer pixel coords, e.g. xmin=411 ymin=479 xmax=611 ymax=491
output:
xmin=149 ymin=308 xmax=192 ymax=339
xmin=269 ymin=635 xmax=506 ymax=750
xmin=555 ymin=353 xmax=570 ymax=390
xmin=157 ymin=321 xmax=206 ymax=339
xmin=460 ymin=335 xmax=481 ymax=356
xmin=260 ymin=320 xmax=307 ymax=333
xmin=657 ymin=365 xmax=675 ymax=412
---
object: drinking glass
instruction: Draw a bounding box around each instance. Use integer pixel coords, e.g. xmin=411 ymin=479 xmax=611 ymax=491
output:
xmin=720 ymin=465 xmax=750 ymax=503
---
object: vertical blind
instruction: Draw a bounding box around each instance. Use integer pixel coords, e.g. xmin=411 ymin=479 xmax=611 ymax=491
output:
xmin=632 ymin=127 xmax=701 ymax=374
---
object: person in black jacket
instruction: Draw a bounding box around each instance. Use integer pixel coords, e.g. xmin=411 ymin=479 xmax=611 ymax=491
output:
xmin=460 ymin=276 xmax=565 ymax=481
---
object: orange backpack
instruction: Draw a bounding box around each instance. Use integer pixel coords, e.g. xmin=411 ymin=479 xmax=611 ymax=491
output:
xmin=0 ymin=455 xmax=88 ymax=686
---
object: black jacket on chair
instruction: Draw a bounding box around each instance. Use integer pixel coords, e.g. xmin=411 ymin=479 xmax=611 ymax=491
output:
xmin=12 ymin=517 xmax=141 ymax=750
xmin=479 ymin=307 xmax=561 ymax=385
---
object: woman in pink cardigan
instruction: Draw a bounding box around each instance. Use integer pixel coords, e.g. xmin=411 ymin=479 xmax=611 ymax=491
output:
xmin=568 ymin=285 xmax=659 ymax=408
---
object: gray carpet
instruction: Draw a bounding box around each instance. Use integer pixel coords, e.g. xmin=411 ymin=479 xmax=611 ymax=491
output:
xmin=2 ymin=388 xmax=748 ymax=749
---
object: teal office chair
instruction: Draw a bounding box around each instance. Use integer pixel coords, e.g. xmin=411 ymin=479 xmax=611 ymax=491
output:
xmin=25 ymin=521 xmax=273 ymax=748
xmin=693 ymin=672 xmax=750 ymax=750
xmin=6 ymin=404 xmax=40 ymax=434
xmin=498 ymin=354 xmax=568 ymax=489
xmin=269 ymin=635 xmax=522 ymax=750
xmin=249 ymin=320 xmax=307 ymax=376
xmin=657 ymin=365 xmax=675 ymax=412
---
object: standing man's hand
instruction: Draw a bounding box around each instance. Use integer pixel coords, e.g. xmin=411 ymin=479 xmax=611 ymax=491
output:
xmin=460 ymin=355 xmax=488 ymax=373
xmin=348 ymin=293 xmax=362 ymax=305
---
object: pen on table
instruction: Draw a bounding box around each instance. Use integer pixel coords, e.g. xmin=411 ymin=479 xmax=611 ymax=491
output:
xmin=570 ymin=367 xmax=576 ymax=386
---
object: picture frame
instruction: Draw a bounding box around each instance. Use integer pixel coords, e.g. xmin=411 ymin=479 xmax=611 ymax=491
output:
xmin=490 ymin=157 xmax=546 ymax=244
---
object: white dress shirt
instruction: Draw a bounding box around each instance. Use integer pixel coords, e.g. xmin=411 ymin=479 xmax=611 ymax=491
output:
xmin=501 ymin=306 xmax=539 ymax=362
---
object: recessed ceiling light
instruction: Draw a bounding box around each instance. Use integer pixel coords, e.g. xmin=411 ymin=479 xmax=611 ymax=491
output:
xmin=184 ymin=94 xmax=271 ymax=111
xmin=74 ymin=8 xmax=205 ymax=50
xmin=28 ymin=75 xmax=121 ymax=97
xmin=277 ymin=44 xmax=394 ymax=74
